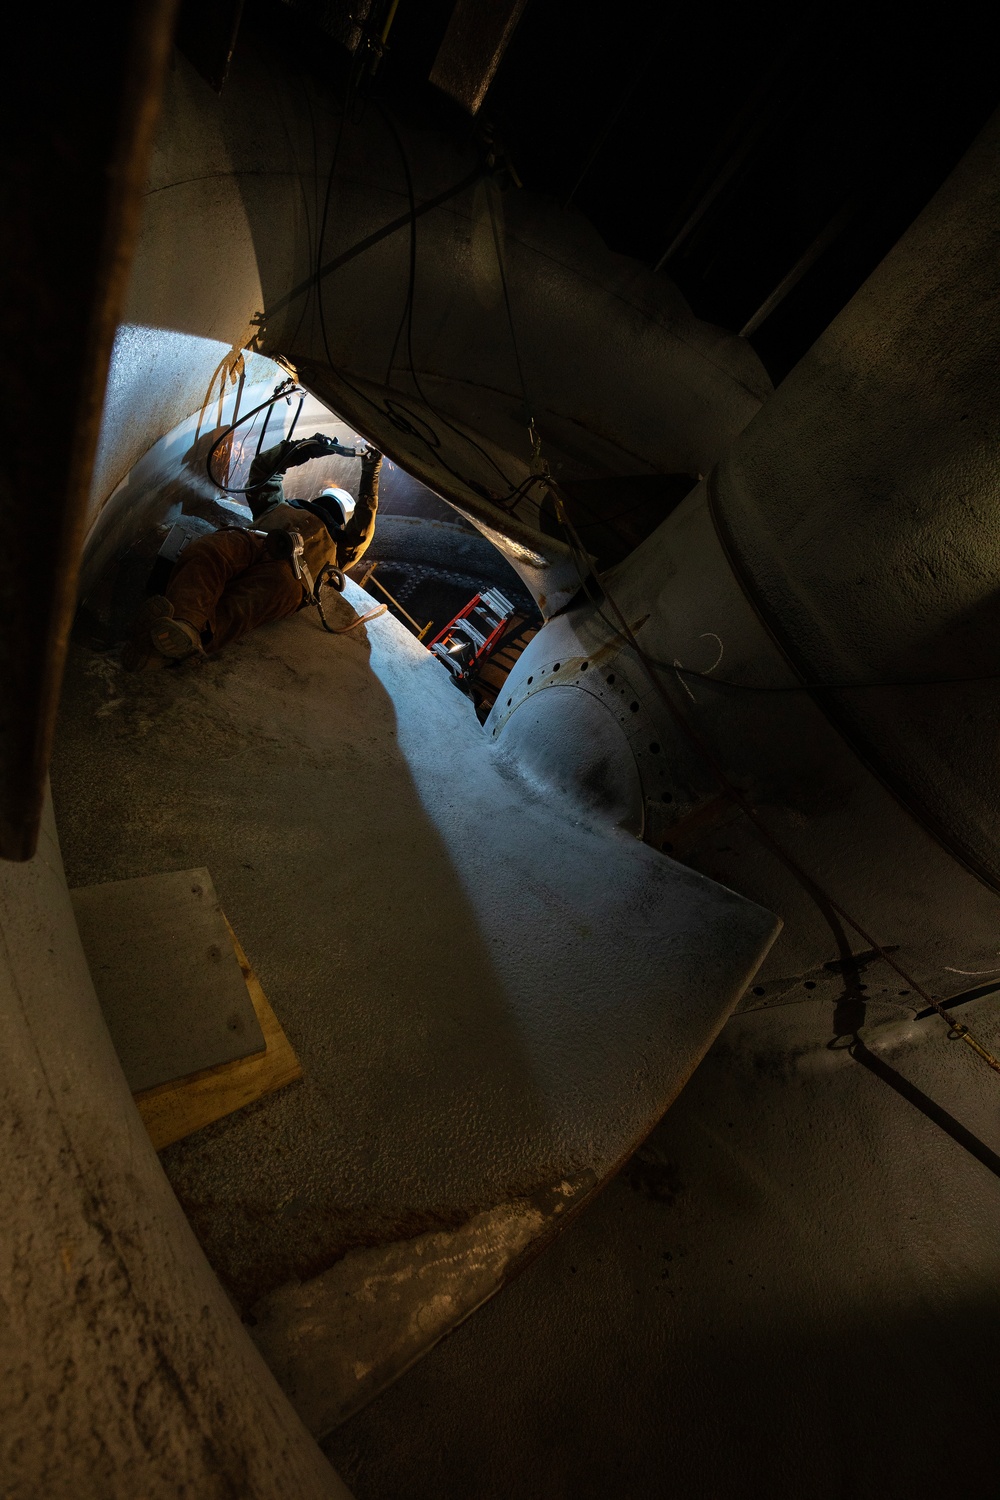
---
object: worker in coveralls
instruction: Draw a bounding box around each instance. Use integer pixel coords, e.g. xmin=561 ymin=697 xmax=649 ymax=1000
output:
xmin=124 ymin=434 xmax=383 ymax=669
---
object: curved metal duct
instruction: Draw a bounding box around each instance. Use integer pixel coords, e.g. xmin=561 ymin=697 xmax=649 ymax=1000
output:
xmin=504 ymin=106 xmax=1000 ymax=1013
xmin=710 ymin=115 xmax=1000 ymax=897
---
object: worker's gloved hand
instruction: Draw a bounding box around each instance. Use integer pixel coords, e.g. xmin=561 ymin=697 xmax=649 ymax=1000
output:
xmin=311 ymin=432 xmax=360 ymax=456
xmin=283 ymin=433 xmax=357 ymax=468
xmin=360 ymin=444 xmax=382 ymax=470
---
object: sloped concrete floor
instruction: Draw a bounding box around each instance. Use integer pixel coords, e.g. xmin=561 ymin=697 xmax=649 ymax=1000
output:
xmin=50 ymin=581 xmax=775 ymax=1437
xmin=52 ymin=592 xmax=768 ymax=1299
xmin=51 ymin=571 xmax=1000 ymax=1496
xmin=325 ymin=1000 xmax=1000 ymax=1500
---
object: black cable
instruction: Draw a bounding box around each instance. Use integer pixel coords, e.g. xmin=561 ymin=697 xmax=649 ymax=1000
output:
xmin=382 ymin=112 xmax=417 ymax=390
xmin=310 ymin=83 xmax=537 ymax=508
xmin=205 ymin=388 xmax=307 ymax=496
xmin=314 ymin=43 xmax=367 ymax=384
xmin=495 ymin=471 xmax=548 ymax=516
xmin=375 ymin=101 xmax=521 ymax=493
xmin=542 ymin=498 xmax=1000 ymax=696
xmin=255 ymin=398 xmax=273 ymax=460
xmin=284 ymin=395 xmax=304 ymax=447
xmin=485 ymin=177 xmax=534 ymax=448
xmin=314 ymin=563 xmax=347 ymax=632
xmin=320 ymin=310 xmax=519 ymax=505
xmin=383 ymin=264 xmax=410 ymax=387
xmin=319 ymin=347 xmax=508 ymax=502
xmin=551 ymin=551 xmax=1000 ymax=694
xmin=316 ymin=51 xmax=363 ymax=312
xmin=274 ymin=62 xmax=319 ymax=358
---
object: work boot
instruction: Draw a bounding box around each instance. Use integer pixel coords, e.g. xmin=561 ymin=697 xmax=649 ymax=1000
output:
xmin=121 ymin=596 xmax=202 ymax=672
xmin=151 ymin=609 xmax=202 ymax=660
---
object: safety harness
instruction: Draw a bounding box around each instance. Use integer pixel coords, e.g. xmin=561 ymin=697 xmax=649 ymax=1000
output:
xmin=250 ymin=505 xmax=385 ymax=635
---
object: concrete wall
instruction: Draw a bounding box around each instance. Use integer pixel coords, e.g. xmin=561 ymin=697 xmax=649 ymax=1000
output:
xmin=0 ymin=792 xmax=352 ymax=1498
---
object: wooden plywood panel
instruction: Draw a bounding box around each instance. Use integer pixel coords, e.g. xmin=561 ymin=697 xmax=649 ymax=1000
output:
xmin=135 ymin=919 xmax=302 ymax=1150
xmin=72 ymin=867 xmax=265 ymax=1091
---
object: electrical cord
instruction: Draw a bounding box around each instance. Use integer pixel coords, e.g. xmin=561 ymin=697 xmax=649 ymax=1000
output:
xmin=494 ymin=470 xmax=548 ymax=513
xmin=650 ymin=656 xmax=1000 ymax=694
xmin=254 ymin=392 xmax=276 ymax=459
xmin=273 ymin=62 xmax=320 ymax=359
xmin=310 ymin=75 xmax=539 ymax=507
xmin=383 ymin=265 xmax=410 ymax=388
xmin=485 ymin=178 xmax=534 ymax=449
xmin=309 ymin=35 xmax=466 ymax=492
xmin=617 ymin=645 xmax=1000 ymax=696
xmin=315 ymin=46 xmax=365 ymax=341
xmin=546 ymin=503 xmax=1000 ymax=694
xmin=373 ymin=101 xmax=521 ymax=494
xmin=205 ymin=385 xmax=308 ymax=496
xmin=316 ymin=241 xmax=507 ymax=500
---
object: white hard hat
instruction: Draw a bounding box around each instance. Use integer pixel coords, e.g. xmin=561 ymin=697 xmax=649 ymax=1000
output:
xmin=317 ymin=486 xmax=356 ymax=525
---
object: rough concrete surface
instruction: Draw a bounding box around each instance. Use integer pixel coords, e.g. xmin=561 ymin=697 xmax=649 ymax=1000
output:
xmin=51 ymin=581 xmax=776 ymax=1426
xmin=325 ymin=1002 xmax=1000 ymax=1500
xmin=0 ymin=797 xmax=351 ymax=1499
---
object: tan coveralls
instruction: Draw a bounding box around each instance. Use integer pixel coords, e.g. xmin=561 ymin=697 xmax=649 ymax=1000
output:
xmin=163 ymin=443 xmax=381 ymax=651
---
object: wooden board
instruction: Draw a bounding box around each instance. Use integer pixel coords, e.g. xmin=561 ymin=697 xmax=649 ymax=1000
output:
xmin=134 ymin=918 xmax=302 ymax=1150
xmin=72 ymin=867 xmax=266 ymax=1092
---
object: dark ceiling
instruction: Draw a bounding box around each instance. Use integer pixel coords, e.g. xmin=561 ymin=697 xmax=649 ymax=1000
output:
xmin=215 ymin=0 xmax=1000 ymax=382
xmin=483 ymin=1 xmax=1000 ymax=380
